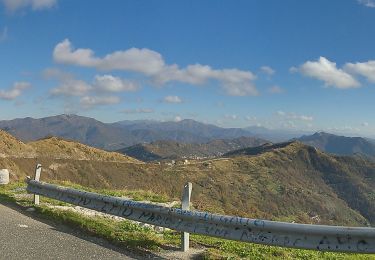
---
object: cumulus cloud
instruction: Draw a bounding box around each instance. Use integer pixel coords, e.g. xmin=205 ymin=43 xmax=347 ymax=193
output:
xmin=245 ymin=116 xmax=257 ymax=121
xmin=276 ymin=110 xmax=286 ymax=116
xmin=294 ymin=57 xmax=360 ymax=89
xmin=53 ymin=39 xmax=258 ymax=96
xmin=224 ymin=114 xmax=238 ymax=120
xmin=93 ymin=75 xmax=139 ymax=92
xmin=163 ymin=95 xmax=183 ymax=103
xmin=358 ymin=0 xmax=375 ymax=7
xmin=50 ymin=79 xmax=91 ymax=97
xmin=44 ymin=69 xmax=140 ymax=109
xmin=174 ymin=116 xmax=182 ymax=122
xmin=43 ymin=68 xmax=74 ymax=81
xmin=277 ymin=111 xmax=313 ymax=121
xmin=268 ymin=85 xmax=284 ymax=94
xmin=221 ymin=79 xmax=258 ymax=96
xmin=44 ymin=69 xmax=91 ymax=97
xmin=0 ymin=81 xmax=31 ymax=100
xmin=121 ymin=108 xmax=154 ymax=114
xmin=2 ymin=0 xmax=57 ymax=12
xmin=260 ymin=66 xmax=275 ymax=75
xmin=80 ymin=96 xmax=120 ymax=108
xmin=45 ymin=69 xmax=139 ymax=97
xmin=344 ymin=60 xmax=375 ymax=83
xmin=0 ymin=26 xmax=8 ymax=42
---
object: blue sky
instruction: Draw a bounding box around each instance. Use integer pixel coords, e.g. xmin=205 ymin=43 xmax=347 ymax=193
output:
xmin=1 ymin=0 xmax=375 ymax=137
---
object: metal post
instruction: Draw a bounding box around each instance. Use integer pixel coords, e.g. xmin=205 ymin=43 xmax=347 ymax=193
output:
xmin=181 ymin=182 xmax=192 ymax=252
xmin=33 ymin=164 xmax=42 ymax=205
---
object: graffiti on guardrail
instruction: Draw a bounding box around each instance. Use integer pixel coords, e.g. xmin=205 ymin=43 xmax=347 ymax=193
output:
xmin=26 ymin=179 xmax=375 ymax=253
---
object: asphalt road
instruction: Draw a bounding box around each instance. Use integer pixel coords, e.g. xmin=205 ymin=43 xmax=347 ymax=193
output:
xmin=0 ymin=203 xmax=137 ymax=260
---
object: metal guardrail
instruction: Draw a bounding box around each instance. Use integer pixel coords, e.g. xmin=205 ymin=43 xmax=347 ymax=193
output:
xmin=26 ymin=179 xmax=375 ymax=253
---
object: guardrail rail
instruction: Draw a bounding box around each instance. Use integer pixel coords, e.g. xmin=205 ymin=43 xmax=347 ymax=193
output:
xmin=26 ymin=177 xmax=375 ymax=254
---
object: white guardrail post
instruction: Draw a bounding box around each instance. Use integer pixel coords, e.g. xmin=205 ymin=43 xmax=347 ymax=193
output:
xmin=33 ymin=164 xmax=42 ymax=205
xmin=25 ymin=170 xmax=375 ymax=254
xmin=181 ymin=182 xmax=192 ymax=252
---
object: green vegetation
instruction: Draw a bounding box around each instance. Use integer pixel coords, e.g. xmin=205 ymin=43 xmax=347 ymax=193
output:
xmin=1 ymin=132 xmax=375 ymax=258
xmin=1 ymin=181 xmax=374 ymax=259
xmin=2 ymin=140 xmax=374 ymax=227
xmin=50 ymin=180 xmax=170 ymax=203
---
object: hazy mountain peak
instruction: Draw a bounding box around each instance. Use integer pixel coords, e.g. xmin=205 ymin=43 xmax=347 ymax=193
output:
xmin=297 ymin=132 xmax=375 ymax=157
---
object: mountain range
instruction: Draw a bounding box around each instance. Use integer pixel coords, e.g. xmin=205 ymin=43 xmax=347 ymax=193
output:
xmin=1 ymin=130 xmax=374 ymax=226
xmin=1 ymin=114 xmax=375 ymax=159
xmin=0 ymin=115 xmax=260 ymax=150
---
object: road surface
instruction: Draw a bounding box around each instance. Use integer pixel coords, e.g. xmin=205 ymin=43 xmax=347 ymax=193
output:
xmin=0 ymin=202 xmax=137 ymax=260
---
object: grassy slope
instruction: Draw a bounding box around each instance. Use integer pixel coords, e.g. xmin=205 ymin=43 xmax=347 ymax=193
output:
xmin=0 ymin=130 xmax=36 ymax=158
xmin=2 ymin=141 xmax=374 ymax=227
xmin=28 ymin=137 xmax=141 ymax=163
xmin=1 ymin=182 xmax=374 ymax=259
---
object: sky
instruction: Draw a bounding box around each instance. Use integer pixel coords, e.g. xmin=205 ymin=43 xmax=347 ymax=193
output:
xmin=0 ymin=0 xmax=375 ymax=137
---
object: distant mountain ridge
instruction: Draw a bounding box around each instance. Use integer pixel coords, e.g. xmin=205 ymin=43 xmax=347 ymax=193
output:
xmin=0 ymin=114 xmax=136 ymax=150
xmin=0 ymin=115 xmax=261 ymax=150
xmin=1 ymin=115 xmax=374 ymax=157
xmin=118 ymin=136 xmax=268 ymax=161
xmin=296 ymin=132 xmax=375 ymax=157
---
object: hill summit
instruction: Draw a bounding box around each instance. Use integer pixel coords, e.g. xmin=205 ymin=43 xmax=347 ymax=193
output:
xmin=0 ymin=129 xmax=36 ymax=158
xmin=0 ymin=130 xmax=140 ymax=163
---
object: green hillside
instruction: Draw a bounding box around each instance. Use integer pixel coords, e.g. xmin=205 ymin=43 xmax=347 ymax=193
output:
xmin=2 ymin=139 xmax=374 ymax=227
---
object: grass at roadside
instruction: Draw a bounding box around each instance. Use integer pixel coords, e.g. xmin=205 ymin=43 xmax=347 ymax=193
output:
xmin=0 ymin=181 xmax=374 ymax=259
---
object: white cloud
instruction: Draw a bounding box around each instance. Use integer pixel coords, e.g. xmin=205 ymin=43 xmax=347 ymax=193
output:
xmin=163 ymin=95 xmax=182 ymax=103
xmin=93 ymin=75 xmax=139 ymax=92
xmin=80 ymin=96 xmax=120 ymax=108
xmin=0 ymin=81 xmax=31 ymax=100
xmin=174 ymin=116 xmax=182 ymax=122
xmin=276 ymin=110 xmax=286 ymax=116
xmin=268 ymin=85 xmax=284 ymax=94
xmin=50 ymin=79 xmax=91 ymax=97
xmin=0 ymin=26 xmax=8 ymax=42
xmin=45 ymin=68 xmax=91 ymax=97
xmin=53 ymin=39 xmax=258 ymax=96
xmin=121 ymin=108 xmax=154 ymax=114
xmin=294 ymin=57 xmax=360 ymax=89
xmin=344 ymin=60 xmax=375 ymax=83
xmin=362 ymin=122 xmax=369 ymax=127
xmin=284 ymin=121 xmax=296 ymax=128
xmin=289 ymin=66 xmax=298 ymax=73
xmin=277 ymin=111 xmax=313 ymax=121
xmin=245 ymin=116 xmax=257 ymax=121
xmin=2 ymin=0 xmax=57 ymax=12
xmin=298 ymin=115 xmax=314 ymax=121
xmin=260 ymin=66 xmax=275 ymax=75
xmin=46 ymin=69 xmax=139 ymax=97
xmin=358 ymin=0 xmax=375 ymax=8
xmin=224 ymin=114 xmax=238 ymax=120
xmin=221 ymin=79 xmax=258 ymax=96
